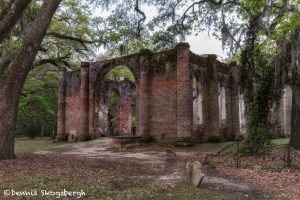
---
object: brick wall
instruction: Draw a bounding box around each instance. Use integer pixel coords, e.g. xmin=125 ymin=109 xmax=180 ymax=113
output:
xmin=58 ymin=44 xmax=242 ymax=143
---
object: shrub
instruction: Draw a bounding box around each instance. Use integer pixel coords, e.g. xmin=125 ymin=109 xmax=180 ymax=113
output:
xmin=140 ymin=135 xmax=154 ymax=143
xmin=208 ymin=136 xmax=223 ymax=143
xmin=174 ymin=137 xmax=194 ymax=147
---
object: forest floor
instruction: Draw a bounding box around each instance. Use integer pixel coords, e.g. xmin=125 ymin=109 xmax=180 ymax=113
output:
xmin=0 ymin=137 xmax=298 ymax=199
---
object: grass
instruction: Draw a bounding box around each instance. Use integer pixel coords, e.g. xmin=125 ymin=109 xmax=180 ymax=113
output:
xmin=272 ymin=138 xmax=290 ymax=146
xmin=14 ymin=137 xmax=59 ymax=154
xmin=0 ymin=172 xmax=241 ymax=200
xmin=0 ymin=152 xmax=239 ymax=200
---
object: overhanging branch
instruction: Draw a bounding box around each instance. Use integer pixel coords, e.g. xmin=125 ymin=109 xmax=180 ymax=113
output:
xmin=135 ymin=0 xmax=146 ymax=37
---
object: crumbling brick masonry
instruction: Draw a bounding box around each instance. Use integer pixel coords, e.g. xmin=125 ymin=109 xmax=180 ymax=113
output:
xmin=57 ymin=43 xmax=242 ymax=142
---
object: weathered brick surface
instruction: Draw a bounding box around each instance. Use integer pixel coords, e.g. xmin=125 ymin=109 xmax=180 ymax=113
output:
xmin=150 ymin=72 xmax=177 ymax=141
xmin=203 ymin=55 xmax=220 ymax=139
xmin=226 ymin=64 xmax=240 ymax=139
xmin=137 ymin=53 xmax=151 ymax=137
xmin=98 ymin=96 xmax=109 ymax=135
xmin=176 ymin=43 xmax=192 ymax=139
xmin=115 ymin=91 xmax=132 ymax=135
xmin=58 ymin=43 xmax=242 ymax=143
xmin=64 ymin=70 xmax=81 ymax=141
xmin=79 ymin=64 xmax=89 ymax=140
xmin=57 ymin=67 xmax=66 ymax=141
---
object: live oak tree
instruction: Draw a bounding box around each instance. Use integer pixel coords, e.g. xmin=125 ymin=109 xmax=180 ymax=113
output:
xmin=0 ymin=0 xmax=63 ymax=159
xmin=0 ymin=0 xmax=151 ymax=160
xmin=15 ymin=0 xmax=151 ymax=139
xmin=15 ymin=0 xmax=105 ymax=139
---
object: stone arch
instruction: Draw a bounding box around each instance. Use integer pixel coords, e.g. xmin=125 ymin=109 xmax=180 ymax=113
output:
xmin=91 ymin=64 xmax=137 ymax=137
xmin=92 ymin=57 xmax=140 ymax=88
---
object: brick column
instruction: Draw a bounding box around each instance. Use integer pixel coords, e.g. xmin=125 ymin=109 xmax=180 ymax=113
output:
xmin=115 ymin=90 xmax=132 ymax=135
xmin=57 ymin=67 xmax=66 ymax=141
xmin=137 ymin=49 xmax=151 ymax=137
xmin=229 ymin=63 xmax=240 ymax=138
xmin=98 ymin=95 xmax=109 ymax=136
xmin=79 ymin=62 xmax=90 ymax=140
xmin=204 ymin=55 xmax=219 ymax=138
xmin=176 ymin=43 xmax=192 ymax=139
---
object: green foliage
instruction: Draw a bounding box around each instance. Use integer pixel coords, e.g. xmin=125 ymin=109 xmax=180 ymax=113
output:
xmin=140 ymin=135 xmax=154 ymax=143
xmin=272 ymin=138 xmax=290 ymax=146
xmin=241 ymin=66 xmax=274 ymax=155
xmin=80 ymin=134 xmax=92 ymax=142
xmin=105 ymin=66 xmax=137 ymax=135
xmin=107 ymin=91 xmax=116 ymax=135
xmin=16 ymin=65 xmax=58 ymax=138
xmin=208 ymin=136 xmax=224 ymax=143
xmin=14 ymin=138 xmax=58 ymax=154
xmin=104 ymin=65 xmax=135 ymax=81
xmin=174 ymin=137 xmax=195 ymax=147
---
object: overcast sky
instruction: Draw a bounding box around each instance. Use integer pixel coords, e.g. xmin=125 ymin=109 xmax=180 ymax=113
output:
xmin=185 ymin=33 xmax=226 ymax=59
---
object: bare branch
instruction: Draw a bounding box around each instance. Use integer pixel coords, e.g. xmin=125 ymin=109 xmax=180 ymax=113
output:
xmin=135 ymin=0 xmax=146 ymax=37
xmin=181 ymin=0 xmax=240 ymax=28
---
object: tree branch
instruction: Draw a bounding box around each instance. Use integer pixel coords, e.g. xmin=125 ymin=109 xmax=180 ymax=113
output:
xmin=268 ymin=0 xmax=289 ymax=36
xmin=181 ymin=0 xmax=240 ymax=28
xmin=46 ymin=31 xmax=98 ymax=50
xmin=0 ymin=0 xmax=32 ymax=43
xmin=135 ymin=0 xmax=146 ymax=37
xmin=34 ymin=55 xmax=71 ymax=68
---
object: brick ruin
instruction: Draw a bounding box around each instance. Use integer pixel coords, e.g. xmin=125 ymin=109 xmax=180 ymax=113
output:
xmin=57 ymin=43 xmax=292 ymax=143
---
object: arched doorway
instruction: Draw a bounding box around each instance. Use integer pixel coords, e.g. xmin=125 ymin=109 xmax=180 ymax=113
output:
xmin=94 ymin=65 xmax=137 ymax=137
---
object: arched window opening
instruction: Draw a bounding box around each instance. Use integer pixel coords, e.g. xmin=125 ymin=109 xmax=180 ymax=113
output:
xmin=96 ymin=65 xmax=137 ymax=136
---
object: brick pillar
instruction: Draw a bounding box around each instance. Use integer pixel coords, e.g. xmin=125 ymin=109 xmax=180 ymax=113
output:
xmin=137 ymin=49 xmax=151 ymax=137
xmin=98 ymin=95 xmax=109 ymax=136
xmin=79 ymin=62 xmax=90 ymax=140
xmin=57 ymin=67 xmax=66 ymax=141
xmin=176 ymin=43 xmax=192 ymax=139
xmin=115 ymin=90 xmax=132 ymax=135
xmin=204 ymin=55 xmax=219 ymax=138
xmin=229 ymin=64 xmax=240 ymax=138
xmin=89 ymin=68 xmax=96 ymax=139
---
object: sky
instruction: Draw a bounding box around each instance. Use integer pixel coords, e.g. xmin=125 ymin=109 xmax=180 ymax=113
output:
xmin=185 ymin=33 xmax=226 ymax=59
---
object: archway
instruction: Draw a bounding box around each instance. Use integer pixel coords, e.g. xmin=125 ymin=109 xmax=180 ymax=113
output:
xmin=192 ymin=70 xmax=205 ymax=141
xmin=218 ymin=81 xmax=227 ymax=136
xmin=94 ymin=65 xmax=137 ymax=137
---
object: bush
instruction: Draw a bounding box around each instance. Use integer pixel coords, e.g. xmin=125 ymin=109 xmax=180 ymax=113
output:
xmin=241 ymin=66 xmax=274 ymax=156
xmin=140 ymin=135 xmax=154 ymax=143
xmin=241 ymin=125 xmax=272 ymax=155
xmin=174 ymin=137 xmax=194 ymax=147
xmin=208 ymin=136 xmax=224 ymax=143
xmin=80 ymin=134 xmax=91 ymax=142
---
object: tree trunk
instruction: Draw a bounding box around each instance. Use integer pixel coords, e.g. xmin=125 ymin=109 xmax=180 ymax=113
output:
xmin=0 ymin=0 xmax=32 ymax=43
xmin=290 ymin=29 xmax=300 ymax=149
xmin=0 ymin=0 xmax=62 ymax=160
xmin=290 ymin=88 xmax=300 ymax=149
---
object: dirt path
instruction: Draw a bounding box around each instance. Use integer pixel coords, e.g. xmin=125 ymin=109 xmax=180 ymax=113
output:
xmin=34 ymin=138 xmax=278 ymax=200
